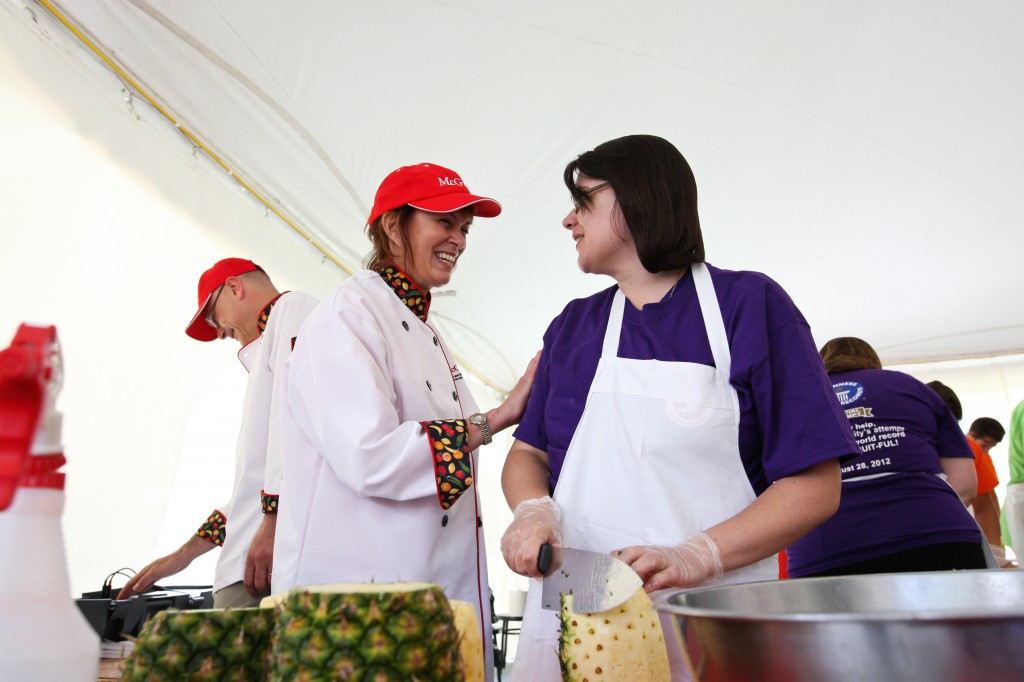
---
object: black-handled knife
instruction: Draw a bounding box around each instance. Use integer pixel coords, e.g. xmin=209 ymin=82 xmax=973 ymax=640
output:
xmin=538 ymin=542 xmax=552 ymax=574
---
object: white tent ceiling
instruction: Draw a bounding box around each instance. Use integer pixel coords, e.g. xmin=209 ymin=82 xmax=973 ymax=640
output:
xmin=2 ymin=0 xmax=1023 ymax=596
xmin=7 ymin=0 xmax=1024 ymax=383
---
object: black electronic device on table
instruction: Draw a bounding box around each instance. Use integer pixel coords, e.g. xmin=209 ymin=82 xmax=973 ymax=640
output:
xmin=76 ymin=581 xmax=214 ymax=642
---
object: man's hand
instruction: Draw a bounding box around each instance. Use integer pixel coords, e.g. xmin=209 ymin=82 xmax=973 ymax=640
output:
xmin=118 ymin=535 xmax=214 ymax=599
xmin=244 ymin=513 xmax=277 ymax=597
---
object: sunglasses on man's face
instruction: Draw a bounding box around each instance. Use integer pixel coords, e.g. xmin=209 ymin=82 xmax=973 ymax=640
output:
xmin=205 ymin=284 xmax=226 ymax=330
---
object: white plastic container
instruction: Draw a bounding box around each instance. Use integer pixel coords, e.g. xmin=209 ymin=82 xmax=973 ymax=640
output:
xmin=0 ymin=325 xmax=99 ymax=681
xmin=0 ymin=486 xmax=100 ymax=681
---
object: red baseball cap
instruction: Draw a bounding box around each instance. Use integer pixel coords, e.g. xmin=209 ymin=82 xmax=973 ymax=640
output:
xmin=185 ymin=258 xmax=262 ymax=342
xmin=367 ymin=163 xmax=502 ymax=225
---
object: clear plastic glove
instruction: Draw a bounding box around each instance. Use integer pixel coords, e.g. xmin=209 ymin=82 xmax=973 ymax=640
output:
xmin=990 ymin=543 xmax=1016 ymax=569
xmin=614 ymin=531 xmax=724 ymax=592
xmin=500 ymin=496 xmax=562 ymax=578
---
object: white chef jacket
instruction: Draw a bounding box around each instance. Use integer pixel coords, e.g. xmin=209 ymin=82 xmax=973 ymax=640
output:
xmin=273 ymin=269 xmax=492 ymax=669
xmin=211 ymin=290 xmax=319 ymax=592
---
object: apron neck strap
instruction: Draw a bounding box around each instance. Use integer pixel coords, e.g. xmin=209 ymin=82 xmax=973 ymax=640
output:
xmin=602 ymin=289 xmax=626 ymax=357
xmin=601 ymin=264 xmax=731 ymax=374
xmin=691 ymin=263 xmax=731 ymax=376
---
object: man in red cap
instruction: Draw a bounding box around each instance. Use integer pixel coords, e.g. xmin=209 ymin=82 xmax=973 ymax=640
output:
xmin=120 ymin=258 xmax=318 ymax=607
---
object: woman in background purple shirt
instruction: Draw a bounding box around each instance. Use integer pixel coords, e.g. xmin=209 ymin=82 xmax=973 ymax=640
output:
xmin=497 ymin=134 xmax=860 ymax=681
xmin=786 ymin=336 xmax=986 ymax=577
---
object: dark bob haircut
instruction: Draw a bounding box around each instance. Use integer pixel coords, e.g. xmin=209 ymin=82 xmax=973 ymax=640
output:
xmin=926 ymin=380 xmax=963 ymax=421
xmin=563 ymin=134 xmax=704 ymax=273
xmin=819 ymin=337 xmax=883 ymax=374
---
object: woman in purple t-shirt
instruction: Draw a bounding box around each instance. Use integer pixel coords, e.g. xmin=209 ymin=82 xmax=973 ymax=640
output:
xmin=786 ymin=337 xmax=986 ymax=577
xmin=497 ymin=134 xmax=859 ymax=681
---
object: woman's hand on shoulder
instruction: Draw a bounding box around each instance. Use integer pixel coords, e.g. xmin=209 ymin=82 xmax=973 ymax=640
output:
xmin=492 ymin=350 xmax=541 ymax=433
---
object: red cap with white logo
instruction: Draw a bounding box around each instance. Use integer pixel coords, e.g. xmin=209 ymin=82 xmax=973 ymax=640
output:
xmin=185 ymin=258 xmax=263 ymax=342
xmin=367 ymin=163 xmax=502 ymax=225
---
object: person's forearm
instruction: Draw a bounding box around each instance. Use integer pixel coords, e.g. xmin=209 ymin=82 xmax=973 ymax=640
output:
xmin=706 ymin=459 xmax=841 ymax=572
xmin=119 ymin=533 xmax=216 ymax=598
xmin=972 ymin=492 xmax=1004 ymax=546
xmin=940 ymin=456 xmax=978 ymax=505
xmin=501 ymin=441 xmax=552 ymax=511
xmin=181 ymin=533 xmax=219 ymax=559
xmin=500 ymin=440 xmax=559 ymax=577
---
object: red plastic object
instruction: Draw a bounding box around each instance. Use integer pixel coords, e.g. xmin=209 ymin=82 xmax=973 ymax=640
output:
xmin=0 ymin=324 xmax=58 ymax=510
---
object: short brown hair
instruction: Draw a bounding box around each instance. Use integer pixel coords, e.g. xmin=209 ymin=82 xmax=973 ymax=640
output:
xmin=563 ymin=135 xmax=704 ymax=273
xmin=819 ymin=337 xmax=883 ymax=373
xmin=363 ymin=205 xmax=417 ymax=271
xmin=970 ymin=417 xmax=1005 ymax=442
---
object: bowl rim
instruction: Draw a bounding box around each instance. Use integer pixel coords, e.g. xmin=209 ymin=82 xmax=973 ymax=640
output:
xmin=653 ymin=571 xmax=1024 ymax=623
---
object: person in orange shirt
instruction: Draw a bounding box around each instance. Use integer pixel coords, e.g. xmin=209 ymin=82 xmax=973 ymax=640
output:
xmin=967 ymin=417 xmax=1007 ymax=563
xmin=926 ymin=382 xmax=1010 ymax=567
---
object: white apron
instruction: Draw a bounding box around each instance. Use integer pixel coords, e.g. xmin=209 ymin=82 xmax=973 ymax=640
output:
xmin=511 ymin=264 xmax=777 ymax=681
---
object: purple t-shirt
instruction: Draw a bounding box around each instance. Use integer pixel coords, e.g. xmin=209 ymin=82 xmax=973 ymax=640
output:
xmin=514 ymin=263 xmax=859 ymax=496
xmin=786 ymin=368 xmax=980 ymax=576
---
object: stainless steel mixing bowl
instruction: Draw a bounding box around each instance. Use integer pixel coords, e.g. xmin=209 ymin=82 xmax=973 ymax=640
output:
xmin=656 ymin=570 xmax=1024 ymax=681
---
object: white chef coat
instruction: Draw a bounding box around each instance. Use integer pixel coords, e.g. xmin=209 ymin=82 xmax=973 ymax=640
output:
xmin=212 ymin=290 xmax=319 ymax=593
xmin=273 ymin=269 xmax=493 ymax=679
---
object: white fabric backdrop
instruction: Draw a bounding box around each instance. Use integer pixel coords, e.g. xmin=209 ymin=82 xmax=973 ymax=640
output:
xmin=1 ymin=1 xmax=1023 ymax=607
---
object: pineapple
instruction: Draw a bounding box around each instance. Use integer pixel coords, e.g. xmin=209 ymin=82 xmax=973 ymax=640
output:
xmin=559 ymin=588 xmax=671 ymax=682
xmin=449 ymin=600 xmax=485 ymax=682
xmin=267 ymin=582 xmax=465 ymax=681
xmin=120 ymin=607 xmax=274 ymax=682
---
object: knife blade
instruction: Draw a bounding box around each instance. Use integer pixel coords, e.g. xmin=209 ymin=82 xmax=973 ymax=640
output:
xmin=539 ymin=543 xmax=643 ymax=613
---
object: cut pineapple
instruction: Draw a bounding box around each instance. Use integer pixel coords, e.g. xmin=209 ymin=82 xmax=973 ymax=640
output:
xmin=559 ymin=588 xmax=671 ymax=682
xmin=267 ymin=581 xmax=466 ymax=681
xmin=450 ymin=599 xmax=485 ymax=682
xmin=123 ymin=583 xmax=481 ymax=680
xmin=120 ymin=607 xmax=274 ymax=682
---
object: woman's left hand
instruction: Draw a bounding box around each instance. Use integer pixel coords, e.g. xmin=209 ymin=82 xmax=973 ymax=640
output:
xmin=493 ymin=351 xmax=541 ymax=431
xmin=613 ymin=532 xmax=724 ymax=591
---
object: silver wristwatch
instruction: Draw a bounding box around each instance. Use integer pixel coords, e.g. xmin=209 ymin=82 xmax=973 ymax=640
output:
xmin=468 ymin=412 xmax=492 ymax=445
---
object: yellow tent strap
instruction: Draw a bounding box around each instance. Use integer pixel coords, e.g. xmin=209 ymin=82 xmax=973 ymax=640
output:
xmin=35 ymin=0 xmax=352 ymax=277
xmin=34 ymin=0 xmax=513 ymax=397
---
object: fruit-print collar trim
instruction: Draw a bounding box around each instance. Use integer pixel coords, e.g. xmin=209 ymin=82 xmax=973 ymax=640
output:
xmin=256 ymin=292 xmax=287 ymax=335
xmin=376 ymin=263 xmax=431 ymax=322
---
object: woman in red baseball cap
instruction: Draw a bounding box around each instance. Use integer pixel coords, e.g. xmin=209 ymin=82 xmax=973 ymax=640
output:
xmin=273 ymin=163 xmax=537 ymax=680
